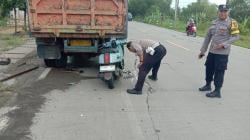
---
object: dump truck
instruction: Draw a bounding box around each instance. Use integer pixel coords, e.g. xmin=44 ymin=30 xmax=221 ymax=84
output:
xmin=28 ymin=0 xmax=128 ymax=88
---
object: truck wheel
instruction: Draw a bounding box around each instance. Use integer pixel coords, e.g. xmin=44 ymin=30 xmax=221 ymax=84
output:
xmin=44 ymin=59 xmax=56 ymax=67
xmin=55 ymin=53 xmax=67 ymax=68
xmin=107 ymin=77 xmax=114 ymax=89
xmin=44 ymin=53 xmax=67 ymax=68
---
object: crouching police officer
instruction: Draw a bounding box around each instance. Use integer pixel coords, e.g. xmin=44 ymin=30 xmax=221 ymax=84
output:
xmin=126 ymin=39 xmax=167 ymax=95
xmin=198 ymin=5 xmax=240 ymax=98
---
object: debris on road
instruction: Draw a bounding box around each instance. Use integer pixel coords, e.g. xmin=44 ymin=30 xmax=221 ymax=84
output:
xmin=0 ymin=58 xmax=11 ymax=65
xmin=67 ymin=82 xmax=76 ymax=86
xmin=64 ymin=68 xmax=85 ymax=74
xmin=0 ymin=65 xmax=39 ymax=82
xmin=122 ymin=69 xmax=135 ymax=79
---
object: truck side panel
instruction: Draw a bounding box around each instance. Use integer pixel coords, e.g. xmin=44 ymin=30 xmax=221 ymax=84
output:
xmin=28 ymin=0 xmax=128 ymax=38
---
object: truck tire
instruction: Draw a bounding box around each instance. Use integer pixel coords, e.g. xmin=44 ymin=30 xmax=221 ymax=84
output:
xmin=44 ymin=59 xmax=56 ymax=67
xmin=55 ymin=53 xmax=67 ymax=68
xmin=44 ymin=53 xmax=67 ymax=68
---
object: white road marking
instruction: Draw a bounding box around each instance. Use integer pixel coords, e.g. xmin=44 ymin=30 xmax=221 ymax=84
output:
xmin=37 ymin=68 xmax=51 ymax=81
xmin=166 ymin=40 xmax=191 ymax=51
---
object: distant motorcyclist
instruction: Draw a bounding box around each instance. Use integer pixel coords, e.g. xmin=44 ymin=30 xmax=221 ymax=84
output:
xmin=186 ymin=18 xmax=195 ymax=32
xmin=186 ymin=18 xmax=197 ymax=36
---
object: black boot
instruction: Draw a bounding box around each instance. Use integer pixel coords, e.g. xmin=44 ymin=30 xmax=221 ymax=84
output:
xmin=127 ymin=89 xmax=142 ymax=95
xmin=206 ymin=89 xmax=221 ymax=98
xmin=148 ymin=75 xmax=158 ymax=81
xmin=199 ymin=84 xmax=212 ymax=91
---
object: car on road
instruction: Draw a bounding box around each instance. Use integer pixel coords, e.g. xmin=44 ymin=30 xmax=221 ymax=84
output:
xmin=128 ymin=12 xmax=133 ymax=21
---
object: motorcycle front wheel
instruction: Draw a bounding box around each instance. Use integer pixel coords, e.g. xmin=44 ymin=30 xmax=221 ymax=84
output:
xmin=193 ymin=32 xmax=197 ymax=37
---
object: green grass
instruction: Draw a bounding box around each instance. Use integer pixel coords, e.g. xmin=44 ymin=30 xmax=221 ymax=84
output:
xmin=0 ymin=18 xmax=27 ymax=51
xmin=0 ymin=34 xmax=26 ymax=52
xmin=234 ymin=35 xmax=250 ymax=49
xmin=0 ymin=17 xmax=7 ymax=27
xmin=137 ymin=18 xmax=250 ymax=49
xmin=0 ymin=83 xmax=13 ymax=107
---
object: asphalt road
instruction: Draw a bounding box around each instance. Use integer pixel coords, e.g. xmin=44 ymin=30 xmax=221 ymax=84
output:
xmin=1 ymin=21 xmax=250 ymax=140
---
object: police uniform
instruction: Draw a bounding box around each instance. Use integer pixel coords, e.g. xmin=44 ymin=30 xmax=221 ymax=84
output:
xmin=127 ymin=39 xmax=167 ymax=94
xmin=199 ymin=5 xmax=240 ymax=98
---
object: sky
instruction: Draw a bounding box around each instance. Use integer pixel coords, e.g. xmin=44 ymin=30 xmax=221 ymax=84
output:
xmin=171 ymin=0 xmax=227 ymax=8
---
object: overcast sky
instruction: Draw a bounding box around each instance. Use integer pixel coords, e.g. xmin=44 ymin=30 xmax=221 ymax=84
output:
xmin=171 ymin=0 xmax=227 ymax=8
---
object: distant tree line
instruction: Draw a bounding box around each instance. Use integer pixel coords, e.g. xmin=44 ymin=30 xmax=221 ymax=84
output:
xmin=129 ymin=0 xmax=250 ymax=31
xmin=0 ymin=0 xmax=27 ymax=32
xmin=229 ymin=0 xmax=250 ymax=30
xmin=129 ymin=0 xmax=174 ymax=18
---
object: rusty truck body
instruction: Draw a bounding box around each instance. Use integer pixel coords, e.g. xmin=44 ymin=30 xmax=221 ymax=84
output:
xmin=28 ymin=0 xmax=128 ymax=88
xmin=28 ymin=0 xmax=127 ymax=39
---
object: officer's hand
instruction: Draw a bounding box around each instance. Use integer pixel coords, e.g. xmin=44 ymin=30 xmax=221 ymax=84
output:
xmin=214 ymin=44 xmax=224 ymax=50
xmin=198 ymin=53 xmax=205 ymax=59
xmin=137 ymin=62 xmax=143 ymax=69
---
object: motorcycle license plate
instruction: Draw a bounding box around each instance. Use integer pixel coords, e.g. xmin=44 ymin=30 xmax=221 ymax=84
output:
xmin=100 ymin=65 xmax=116 ymax=72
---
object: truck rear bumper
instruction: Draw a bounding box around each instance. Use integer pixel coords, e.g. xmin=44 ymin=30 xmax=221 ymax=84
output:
xmin=63 ymin=40 xmax=98 ymax=53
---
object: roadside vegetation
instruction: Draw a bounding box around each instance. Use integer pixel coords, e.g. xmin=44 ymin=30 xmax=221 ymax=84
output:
xmin=0 ymin=0 xmax=28 ymax=53
xmin=0 ymin=17 xmax=8 ymax=27
xmin=0 ymin=33 xmax=26 ymax=52
xmin=129 ymin=0 xmax=250 ymax=49
xmin=0 ymin=0 xmax=27 ymax=107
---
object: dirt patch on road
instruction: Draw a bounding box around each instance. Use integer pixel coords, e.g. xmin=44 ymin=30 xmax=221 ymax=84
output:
xmin=1 ymin=69 xmax=84 ymax=140
xmin=0 ymin=52 xmax=86 ymax=140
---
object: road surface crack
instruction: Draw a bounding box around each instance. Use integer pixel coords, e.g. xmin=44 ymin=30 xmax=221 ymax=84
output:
xmin=123 ymin=58 xmax=160 ymax=140
xmin=145 ymin=82 xmax=160 ymax=140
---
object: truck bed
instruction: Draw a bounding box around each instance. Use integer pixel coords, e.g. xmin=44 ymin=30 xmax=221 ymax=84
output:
xmin=28 ymin=0 xmax=128 ymax=38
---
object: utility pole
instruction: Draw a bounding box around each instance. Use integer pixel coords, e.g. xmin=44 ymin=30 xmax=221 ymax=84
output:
xmin=174 ymin=0 xmax=179 ymax=29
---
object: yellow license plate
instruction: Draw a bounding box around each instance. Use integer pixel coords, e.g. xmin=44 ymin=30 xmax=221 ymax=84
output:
xmin=70 ymin=40 xmax=92 ymax=47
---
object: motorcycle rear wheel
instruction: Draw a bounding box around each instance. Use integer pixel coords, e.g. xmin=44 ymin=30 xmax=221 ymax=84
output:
xmin=107 ymin=77 xmax=114 ymax=89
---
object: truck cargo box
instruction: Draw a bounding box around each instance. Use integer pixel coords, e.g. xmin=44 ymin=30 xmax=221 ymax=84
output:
xmin=28 ymin=0 xmax=128 ymax=38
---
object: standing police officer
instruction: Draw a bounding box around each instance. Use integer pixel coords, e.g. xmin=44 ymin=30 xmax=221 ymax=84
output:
xmin=199 ymin=5 xmax=240 ymax=98
xmin=126 ymin=39 xmax=167 ymax=95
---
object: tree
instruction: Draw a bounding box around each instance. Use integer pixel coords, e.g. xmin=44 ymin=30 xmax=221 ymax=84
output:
xmin=1 ymin=0 xmax=13 ymax=17
xmin=180 ymin=1 xmax=217 ymax=24
xmin=229 ymin=0 xmax=250 ymax=22
xmin=17 ymin=0 xmax=27 ymax=31
xmin=0 ymin=0 xmax=27 ymax=32
xmin=129 ymin=0 xmax=148 ymax=17
xmin=0 ymin=6 xmax=2 ymax=17
xmin=128 ymin=0 xmax=172 ymax=17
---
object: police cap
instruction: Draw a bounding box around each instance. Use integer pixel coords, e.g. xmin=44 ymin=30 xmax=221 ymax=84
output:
xmin=218 ymin=4 xmax=229 ymax=11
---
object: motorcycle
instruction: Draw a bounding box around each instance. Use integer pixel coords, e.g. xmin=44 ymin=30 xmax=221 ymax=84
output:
xmin=98 ymin=39 xmax=126 ymax=89
xmin=186 ymin=24 xmax=197 ymax=37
